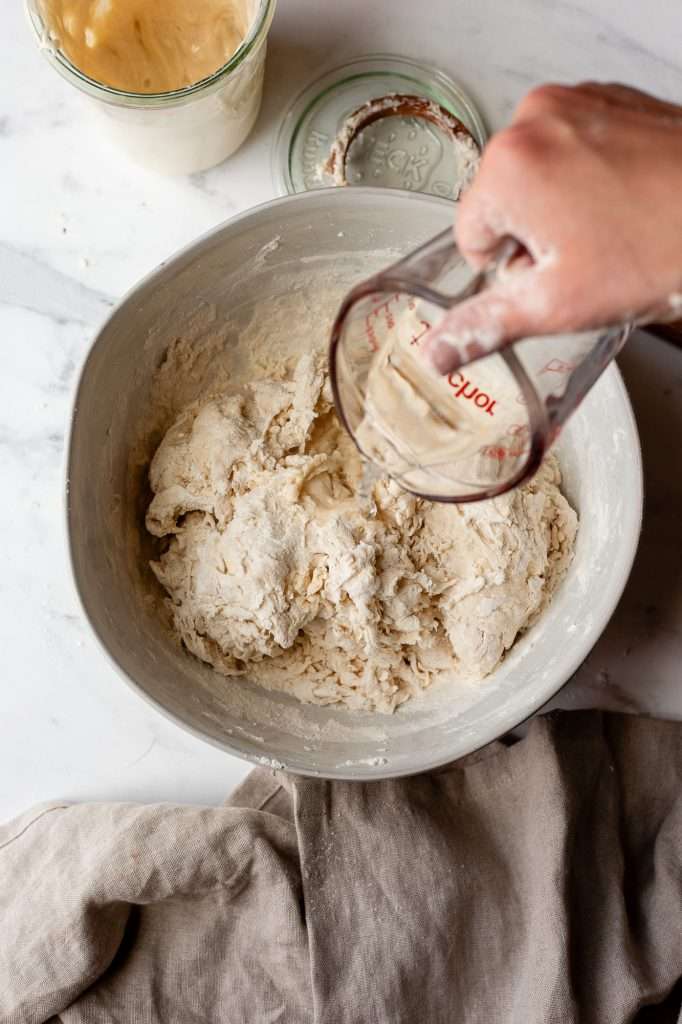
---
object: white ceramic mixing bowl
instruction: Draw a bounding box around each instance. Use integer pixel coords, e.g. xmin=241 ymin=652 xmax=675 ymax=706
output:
xmin=66 ymin=189 xmax=643 ymax=780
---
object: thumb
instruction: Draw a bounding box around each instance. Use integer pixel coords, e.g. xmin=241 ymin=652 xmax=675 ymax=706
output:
xmin=419 ymin=286 xmax=538 ymax=375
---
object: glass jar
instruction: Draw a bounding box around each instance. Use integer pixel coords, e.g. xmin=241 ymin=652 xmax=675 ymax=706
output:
xmin=273 ymin=55 xmax=487 ymax=198
xmin=25 ymin=0 xmax=277 ymax=174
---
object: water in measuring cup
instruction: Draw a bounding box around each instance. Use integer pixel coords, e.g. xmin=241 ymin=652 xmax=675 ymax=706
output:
xmin=343 ymin=291 xmax=531 ymax=499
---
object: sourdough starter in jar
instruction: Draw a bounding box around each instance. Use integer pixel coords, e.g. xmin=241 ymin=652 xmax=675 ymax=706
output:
xmin=28 ymin=0 xmax=276 ymax=172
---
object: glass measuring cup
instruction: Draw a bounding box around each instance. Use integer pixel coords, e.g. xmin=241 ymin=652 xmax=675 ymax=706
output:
xmin=329 ymin=229 xmax=630 ymax=502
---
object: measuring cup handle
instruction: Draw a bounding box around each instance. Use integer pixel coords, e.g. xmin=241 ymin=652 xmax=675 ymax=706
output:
xmin=471 ymin=236 xmax=525 ymax=290
xmin=440 ymin=235 xmax=524 ymax=306
xmin=378 ymin=228 xmax=458 ymax=287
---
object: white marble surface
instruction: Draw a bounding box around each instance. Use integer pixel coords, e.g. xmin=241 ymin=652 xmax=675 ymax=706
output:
xmin=2 ymin=0 xmax=682 ymax=821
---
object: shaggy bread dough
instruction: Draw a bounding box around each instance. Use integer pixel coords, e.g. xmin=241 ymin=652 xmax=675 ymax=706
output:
xmin=146 ymin=351 xmax=578 ymax=713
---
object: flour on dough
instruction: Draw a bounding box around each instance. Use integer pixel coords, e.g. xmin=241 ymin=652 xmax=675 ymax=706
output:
xmin=146 ymin=351 xmax=577 ymax=713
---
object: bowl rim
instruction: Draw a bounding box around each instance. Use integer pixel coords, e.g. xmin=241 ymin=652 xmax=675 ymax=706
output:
xmin=65 ymin=187 xmax=644 ymax=781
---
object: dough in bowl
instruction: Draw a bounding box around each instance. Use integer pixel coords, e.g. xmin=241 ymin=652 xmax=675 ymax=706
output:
xmin=145 ymin=350 xmax=578 ymax=712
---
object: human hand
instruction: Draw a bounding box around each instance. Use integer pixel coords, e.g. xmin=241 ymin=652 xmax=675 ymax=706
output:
xmin=422 ymin=82 xmax=682 ymax=374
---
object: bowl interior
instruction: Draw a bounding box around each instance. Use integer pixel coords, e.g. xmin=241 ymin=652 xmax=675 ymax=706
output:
xmin=67 ymin=188 xmax=643 ymax=780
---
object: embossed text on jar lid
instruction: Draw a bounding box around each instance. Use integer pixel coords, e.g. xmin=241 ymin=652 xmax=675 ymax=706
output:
xmin=273 ymin=54 xmax=487 ymax=200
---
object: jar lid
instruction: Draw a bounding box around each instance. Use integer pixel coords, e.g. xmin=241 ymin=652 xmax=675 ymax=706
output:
xmin=273 ymin=54 xmax=487 ymax=199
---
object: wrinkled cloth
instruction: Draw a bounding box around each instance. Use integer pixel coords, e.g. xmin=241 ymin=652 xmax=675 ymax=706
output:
xmin=1 ymin=711 xmax=681 ymax=1024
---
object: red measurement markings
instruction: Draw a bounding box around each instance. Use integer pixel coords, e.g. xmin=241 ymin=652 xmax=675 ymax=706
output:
xmin=482 ymin=442 xmax=531 ymax=460
xmin=540 ymin=358 xmax=577 ymax=375
xmin=363 ymin=293 xmax=401 ymax=352
xmin=410 ymin=320 xmax=431 ymax=346
xmin=481 ymin=423 xmax=530 ymax=460
xmin=447 ymin=371 xmax=497 ymax=416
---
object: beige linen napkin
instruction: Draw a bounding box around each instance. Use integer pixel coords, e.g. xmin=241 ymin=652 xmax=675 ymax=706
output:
xmin=1 ymin=711 xmax=681 ymax=1024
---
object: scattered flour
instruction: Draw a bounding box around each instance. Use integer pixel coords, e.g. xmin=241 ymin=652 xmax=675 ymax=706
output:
xmin=144 ymin=313 xmax=578 ymax=713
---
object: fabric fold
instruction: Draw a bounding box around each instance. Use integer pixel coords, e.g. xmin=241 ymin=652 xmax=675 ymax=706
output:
xmin=0 ymin=712 xmax=680 ymax=1024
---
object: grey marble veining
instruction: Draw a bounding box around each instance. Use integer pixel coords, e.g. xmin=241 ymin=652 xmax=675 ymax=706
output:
xmin=0 ymin=243 xmax=114 ymax=325
xmin=1 ymin=0 xmax=681 ymax=819
xmin=548 ymin=332 xmax=682 ymax=718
